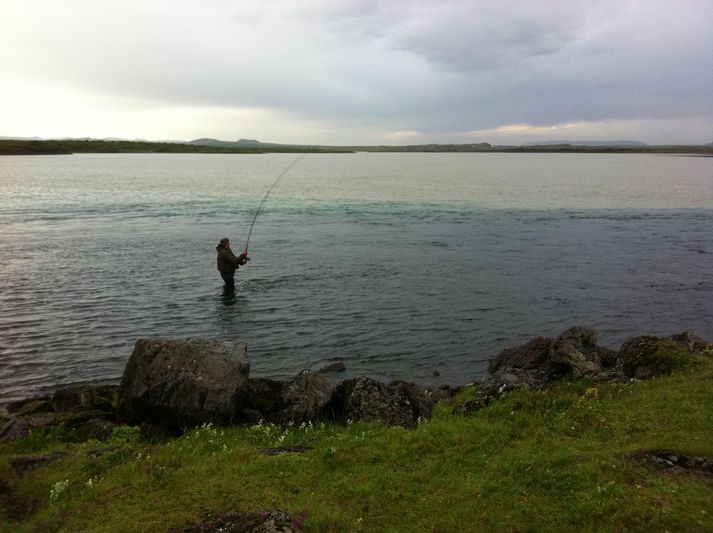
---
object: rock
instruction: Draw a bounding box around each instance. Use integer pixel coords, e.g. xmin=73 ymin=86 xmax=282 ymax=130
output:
xmin=324 ymin=376 xmax=422 ymax=427
xmin=389 ymin=381 xmax=435 ymax=421
xmin=669 ymin=331 xmax=713 ymax=354
xmin=548 ymin=327 xmax=601 ymax=377
xmin=633 ymin=450 xmax=713 ymax=476
xmin=10 ymin=453 xmax=67 ymax=477
xmin=5 ymin=397 xmax=53 ymax=416
xmin=73 ymin=418 xmax=117 ymax=441
xmin=425 ymin=385 xmax=458 ymax=405
xmin=488 ymin=327 xmax=618 ymax=380
xmin=488 ymin=336 xmax=554 ymax=373
xmin=459 ymin=368 xmax=549 ymax=414
xmin=0 ymin=408 xmax=118 ymax=443
xmin=0 ymin=384 xmax=119 ymax=443
xmin=117 ymin=338 xmax=250 ymax=431
xmin=618 ymin=335 xmax=700 ymax=379
xmin=279 ymin=371 xmax=332 ymax=425
xmin=239 ymin=408 xmax=265 ymax=426
xmin=488 ymin=327 xmax=709 ymax=385
xmin=260 ymin=445 xmax=313 ymax=456
xmin=241 ymin=372 xmax=332 ymax=425
xmin=182 ymin=510 xmax=306 ymax=533
xmin=243 ymin=378 xmax=285 ymax=422
xmin=0 ymin=413 xmax=62 ymax=442
xmin=138 ymin=422 xmax=177 ymax=442
xmin=52 ymin=384 xmax=118 ymax=413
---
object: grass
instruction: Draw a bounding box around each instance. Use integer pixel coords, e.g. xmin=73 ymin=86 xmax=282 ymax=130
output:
xmin=2 ymin=358 xmax=712 ymax=532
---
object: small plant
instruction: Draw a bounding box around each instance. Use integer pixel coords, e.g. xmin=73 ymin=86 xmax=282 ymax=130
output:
xmin=49 ymin=479 xmax=69 ymax=502
xmin=109 ymin=425 xmax=141 ymax=445
xmin=584 ymin=387 xmax=599 ymax=399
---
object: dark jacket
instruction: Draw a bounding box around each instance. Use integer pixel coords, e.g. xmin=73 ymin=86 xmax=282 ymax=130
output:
xmin=216 ymin=245 xmax=247 ymax=273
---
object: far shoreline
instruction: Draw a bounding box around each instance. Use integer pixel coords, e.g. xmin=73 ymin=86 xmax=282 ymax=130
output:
xmin=2 ymin=138 xmax=713 ymax=156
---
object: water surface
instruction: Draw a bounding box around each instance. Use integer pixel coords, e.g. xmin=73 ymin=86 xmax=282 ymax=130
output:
xmin=1 ymin=153 xmax=711 ymax=402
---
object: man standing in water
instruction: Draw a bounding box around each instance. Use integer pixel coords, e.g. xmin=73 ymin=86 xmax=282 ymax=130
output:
xmin=216 ymin=237 xmax=248 ymax=290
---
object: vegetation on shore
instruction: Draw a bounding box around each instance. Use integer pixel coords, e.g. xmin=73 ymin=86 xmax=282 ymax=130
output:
xmin=0 ymin=139 xmax=353 ymax=156
xmin=2 ymin=138 xmax=712 ymax=156
xmin=2 ymin=355 xmax=711 ymax=532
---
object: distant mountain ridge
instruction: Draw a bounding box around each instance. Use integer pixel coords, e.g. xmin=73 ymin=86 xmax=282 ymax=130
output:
xmin=188 ymin=138 xmax=297 ymax=148
xmin=524 ymin=140 xmax=649 ymax=147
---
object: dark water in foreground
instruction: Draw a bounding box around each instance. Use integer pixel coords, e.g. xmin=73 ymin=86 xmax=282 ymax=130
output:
xmin=1 ymin=153 xmax=712 ymax=403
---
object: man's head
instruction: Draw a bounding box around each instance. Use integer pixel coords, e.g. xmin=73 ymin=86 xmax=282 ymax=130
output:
xmin=220 ymin=237 xmax=230 ymax=248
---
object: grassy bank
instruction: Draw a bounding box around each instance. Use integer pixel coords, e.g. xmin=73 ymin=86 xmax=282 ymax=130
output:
xmin=2 ymin=359 xmax=712 ymax=532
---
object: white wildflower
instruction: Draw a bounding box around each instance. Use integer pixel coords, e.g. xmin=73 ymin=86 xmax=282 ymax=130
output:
xmin=50 ymin=479 xmax=69 ymax=502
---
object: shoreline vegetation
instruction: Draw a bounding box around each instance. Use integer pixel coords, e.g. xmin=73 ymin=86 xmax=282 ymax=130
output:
xmin=1 ymin=138 xmax=712 ymax=156
xmin=1 ymin=329 xmax=712 ymax=531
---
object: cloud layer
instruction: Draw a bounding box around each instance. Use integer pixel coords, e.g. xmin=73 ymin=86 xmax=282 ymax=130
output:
xmin=2 ymin=0 xmax=711 ymax=144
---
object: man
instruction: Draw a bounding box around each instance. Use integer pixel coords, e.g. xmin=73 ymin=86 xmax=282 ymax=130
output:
xmin=216 ymin=237 xmax=248 ymax=290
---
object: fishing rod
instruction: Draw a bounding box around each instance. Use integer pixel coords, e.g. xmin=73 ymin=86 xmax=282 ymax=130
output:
xmin=243 ymin=152 xmax=308 ymax=255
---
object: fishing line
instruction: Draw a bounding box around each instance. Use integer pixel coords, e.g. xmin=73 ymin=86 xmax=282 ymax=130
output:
xmin=243 ymin=152 xmax=308 ymax=254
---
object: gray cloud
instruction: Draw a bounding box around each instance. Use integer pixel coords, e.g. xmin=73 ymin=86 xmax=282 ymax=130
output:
xmin=1 ymin=0 xmax=711 ymax=143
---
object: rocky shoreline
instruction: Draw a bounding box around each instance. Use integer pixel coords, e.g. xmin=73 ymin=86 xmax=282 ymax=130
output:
xmin=2 ymin=327 xmax=711 ymax=443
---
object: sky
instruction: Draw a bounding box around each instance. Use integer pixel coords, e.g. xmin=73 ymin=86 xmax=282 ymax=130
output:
xmin=2 ymin=0 xmax=712 ymax=145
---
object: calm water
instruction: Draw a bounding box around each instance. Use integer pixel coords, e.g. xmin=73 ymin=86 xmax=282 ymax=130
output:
xmin=1 ymin=153 xmax=712 ymax=403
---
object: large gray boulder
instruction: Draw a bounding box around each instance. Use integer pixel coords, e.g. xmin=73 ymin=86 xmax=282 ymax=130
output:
xmin=488 ymin=327 xmax=616 ymax=378
xmin=280 ymin=371 xmax=333 ymax=425
xmin=548 ymin=327 xmax=605 ymax=377
xmin=117 ymin=338 xmax=249 ymax=431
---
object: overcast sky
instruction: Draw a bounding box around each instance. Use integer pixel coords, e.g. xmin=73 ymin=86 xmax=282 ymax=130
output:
xmin=2 ymin=0 xmax=712 ymax=145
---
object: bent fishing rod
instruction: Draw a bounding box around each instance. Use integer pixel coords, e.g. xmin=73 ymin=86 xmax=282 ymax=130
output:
xmin=242 ymin=152 xmax=308 ymax=256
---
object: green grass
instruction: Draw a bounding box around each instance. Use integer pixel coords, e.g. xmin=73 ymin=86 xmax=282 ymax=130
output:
xmin=2 ymin=359 xmax=712 ymax=532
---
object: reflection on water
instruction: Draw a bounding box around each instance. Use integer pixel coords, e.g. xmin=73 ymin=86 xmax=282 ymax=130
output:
xmin=221 ymin=286 xmax=238 ymax=306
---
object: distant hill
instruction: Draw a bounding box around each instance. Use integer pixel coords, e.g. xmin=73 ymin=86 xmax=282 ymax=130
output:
xmin=188 ymin=138 xmax=292 ymax=148
xmin=524 ymin=140 xmax=649 ymax=147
